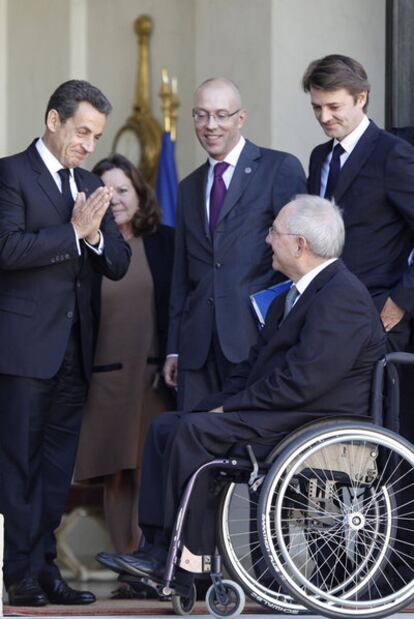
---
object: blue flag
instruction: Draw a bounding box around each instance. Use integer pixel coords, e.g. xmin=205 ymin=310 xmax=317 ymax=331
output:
xmin=156 ymin=132 xmax=178 ymax=227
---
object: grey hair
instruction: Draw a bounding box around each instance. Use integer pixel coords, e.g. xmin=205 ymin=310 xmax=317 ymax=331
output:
xmin=284 ymin=194 xmax=345 ymax=258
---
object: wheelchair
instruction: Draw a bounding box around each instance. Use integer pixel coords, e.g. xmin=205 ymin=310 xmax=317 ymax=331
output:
xmin=134 ymin=352 xmax=414 ymax=619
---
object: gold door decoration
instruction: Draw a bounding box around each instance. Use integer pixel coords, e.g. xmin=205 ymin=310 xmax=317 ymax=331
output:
xmin=159 ymin=69 xmax=180 ymax=142
xmin=112 ymin=15 xmax=162 ymax=186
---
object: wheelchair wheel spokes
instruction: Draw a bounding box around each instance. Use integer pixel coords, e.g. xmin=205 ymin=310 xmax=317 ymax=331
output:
xmin=259 ymin=423 xmax=414 ymax=618
xmin=218 ymin=481 xmax=305 ymax=613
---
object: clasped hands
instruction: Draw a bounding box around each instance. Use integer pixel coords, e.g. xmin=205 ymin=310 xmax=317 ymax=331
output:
xmin=71 ymin=186 xmax=112 ymax=245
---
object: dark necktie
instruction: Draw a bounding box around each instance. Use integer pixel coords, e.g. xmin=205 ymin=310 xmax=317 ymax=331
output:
xmin=209 ymin=161 xmax=230 ymax=234
xmin=324 ymin=143 xmax=344 ymax=200
xmin=282 ymin=284 xmax=299 ymax=320
xmin=58 ymin=168 xmax=74 ymax=219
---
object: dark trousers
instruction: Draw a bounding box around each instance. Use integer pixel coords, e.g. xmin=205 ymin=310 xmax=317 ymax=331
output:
xmin=177 ymin=333 xmax=238 ymax=411
xmin=386 ymin=315 xmax=414 ymax=575
xmin=386 ymin=313 xmax=411 ymax=354
xmin=0 ymin=326 xmax=87 ymax=587
xmin=138 ymin=408 xmax=328 ymax=556
xmin=384 ymin=314 xmax=412 ymax=433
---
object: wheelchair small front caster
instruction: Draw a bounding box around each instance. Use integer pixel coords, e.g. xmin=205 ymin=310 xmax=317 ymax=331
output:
xmin=172 ymin=582 xmax=197 ymax=615
xmin=206 ymin=579 xmax=245 ymax=618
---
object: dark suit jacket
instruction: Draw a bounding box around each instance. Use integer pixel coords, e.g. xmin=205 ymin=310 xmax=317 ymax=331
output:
xmin=144 ymin=225 xmax=175 ymax=361
xmin=91 ymin=224 xmax=175 ymax=364
xmin=217 ymin=260 xmax=386 ymax=422
xmin=0 ymin=140 xmax=131 ymax=380
xmin=167 ymin=139 xmax=306 ymax=369
xmin=390 ymin=126 xmax=414 ymax=147
xmin=308 ymin=121 xmax=414 ymax=315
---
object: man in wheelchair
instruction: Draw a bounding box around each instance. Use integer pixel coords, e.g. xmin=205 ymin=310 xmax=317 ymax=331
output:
xmin=98 ymin=195 xmax=386 ymax=597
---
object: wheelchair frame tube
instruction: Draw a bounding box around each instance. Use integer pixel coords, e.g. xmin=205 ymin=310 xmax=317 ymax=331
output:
xmin=163 ymin=458 xmax=251 ymax=589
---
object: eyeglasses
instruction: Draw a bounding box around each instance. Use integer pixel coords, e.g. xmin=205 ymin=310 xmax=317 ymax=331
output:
xmin=192 ymin=108 xmax=241 ymax=124
xmin=268 ymin=226 xmax=298 ymax=237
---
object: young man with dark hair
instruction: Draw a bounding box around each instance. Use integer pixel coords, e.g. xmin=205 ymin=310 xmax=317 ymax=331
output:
xmin=303 ymin=54 xmax=414 ymax=353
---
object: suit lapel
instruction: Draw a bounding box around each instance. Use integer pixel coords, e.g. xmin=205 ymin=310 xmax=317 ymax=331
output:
xmin=311 ymin=141 xmax=332 ymax=195
xmin=198 ymin=163 xmax=210 ymax=239
xmin=27 ymin=142 xmax=70 ymax=220
xmin=334 ymin=121 xmax=379 ymax=202
xmin=188 ymin=162 xmax=210 ymax=242
xmin=74 ymin=168 xmax=94 ymax=198
xmin=249 ymin=261 xmax=342 ymax=386
xmin=277 ymin=260 xmax=341 ymax=328
xmin=216 ymin=140 xmax=260 ymax=228
xmin=270 ymin=294 xmax=286 ymax=328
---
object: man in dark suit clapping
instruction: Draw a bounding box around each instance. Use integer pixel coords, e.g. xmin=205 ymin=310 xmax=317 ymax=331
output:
xmin=100 ymin=195 xmax=385 ymax=583
xmin=303 ymin=54 xmax=414 ymax=353
xmin=163 ymin=77 xmax=306 ymax=410
xmin=0 ymin=80 xmax=131 ymax=606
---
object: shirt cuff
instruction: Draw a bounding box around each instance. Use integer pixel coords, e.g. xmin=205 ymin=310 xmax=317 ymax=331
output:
xmin=84 ymin=230 xmax=104 ymax=255
xmin=72 ymin=224 xmax=81 ymax=256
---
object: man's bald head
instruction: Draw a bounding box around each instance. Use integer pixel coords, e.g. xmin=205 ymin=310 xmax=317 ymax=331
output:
xmin=194 ymin=78 xmax=242 ymax=109
xmin=192 ymin=77 xmax=246 ymax=160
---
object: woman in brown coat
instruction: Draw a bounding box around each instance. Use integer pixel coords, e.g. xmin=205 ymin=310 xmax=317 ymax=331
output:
xmin=75 ymin=154 xmax=175 ymax=555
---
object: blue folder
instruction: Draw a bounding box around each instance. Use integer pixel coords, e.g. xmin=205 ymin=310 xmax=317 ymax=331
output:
xmin=249 ymin=280 xmax=292 ymax=329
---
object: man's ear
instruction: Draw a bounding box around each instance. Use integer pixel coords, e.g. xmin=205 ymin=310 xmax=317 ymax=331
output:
xmin=237 ymin=108 xmax=247 ymax=129
xmin=356 ymin=90 xmax=368 ymax=109
xmin=296 ymin=235 xmax=306 ymax=256
xmin=46 ymin=109 xmax=60 ymax=133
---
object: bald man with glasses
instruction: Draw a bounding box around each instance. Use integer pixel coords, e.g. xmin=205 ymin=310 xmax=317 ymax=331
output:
xmin=163 ymin=77 xmax=306 ymax=410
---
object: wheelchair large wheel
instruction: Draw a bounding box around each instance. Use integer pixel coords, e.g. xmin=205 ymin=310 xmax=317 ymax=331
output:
xmin=218 ymin=479 xmax=305 ymax=613
xmin=216 ymin=419 xmax=355 ymax=613
xmin=259 ymin=422 xmax=414 ymax=619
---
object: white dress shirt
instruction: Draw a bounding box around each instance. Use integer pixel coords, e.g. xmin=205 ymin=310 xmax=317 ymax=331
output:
xmin=35 ymin=138 xmax=104 ymax=254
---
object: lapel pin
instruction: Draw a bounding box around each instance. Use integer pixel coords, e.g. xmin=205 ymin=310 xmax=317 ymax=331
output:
xmin=244 ymin=167 xmax=252 ymax=174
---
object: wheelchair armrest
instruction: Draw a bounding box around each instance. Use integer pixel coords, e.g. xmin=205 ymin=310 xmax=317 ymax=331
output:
xmin=385 ymin=351 xmax=414 ymax=366
xmin=371 ymin=352 xmax=414 ymax=432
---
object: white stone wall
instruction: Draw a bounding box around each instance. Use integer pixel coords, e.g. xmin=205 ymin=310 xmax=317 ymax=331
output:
xmin=2 ymin=0 xmax=385 ymax=177
xmin=191 ymin=0 xmax=273 ymax=169
xmin=271 ymin=0 xmax=386 ymax=167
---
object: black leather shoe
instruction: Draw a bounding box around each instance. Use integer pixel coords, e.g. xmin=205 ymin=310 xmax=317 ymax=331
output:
xmin=39 ymin=576 xmax=96 ymax=605
xmin=96 ymin=550 xmax=146 ymax=574
xmin=96 ymin=551 xmax=126 ymax=573
xmin=115 ymin=553 xmax=165 ymax=578
xmin=8 ymin=577 xmax=48 ymax=606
